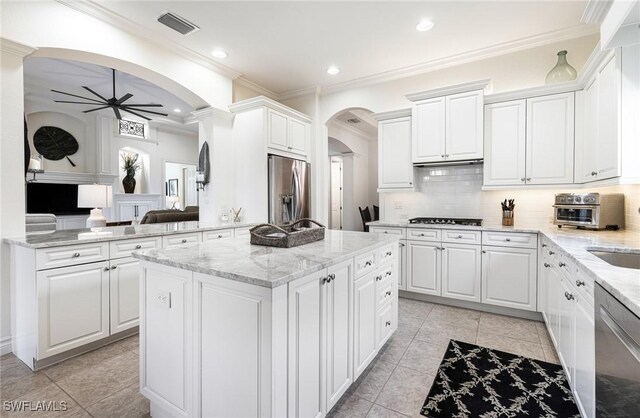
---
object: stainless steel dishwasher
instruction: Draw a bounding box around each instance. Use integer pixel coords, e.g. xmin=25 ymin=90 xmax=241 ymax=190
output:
xmin=595 ymin=283 xmax=640 ymax=417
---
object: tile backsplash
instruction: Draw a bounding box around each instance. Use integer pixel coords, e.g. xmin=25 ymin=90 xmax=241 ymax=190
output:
xmin=380 ymin=165 xmax=640 ymax=232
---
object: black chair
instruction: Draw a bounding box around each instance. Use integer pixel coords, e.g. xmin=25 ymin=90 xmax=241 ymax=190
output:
xmin=373 ymin=205 xmax=380 ymax=221
xmin=359 ymin=206 xmax=372 ymax=232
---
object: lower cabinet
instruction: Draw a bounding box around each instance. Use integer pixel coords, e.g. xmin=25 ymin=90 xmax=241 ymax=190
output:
xmin=109 ymin=257 xmax=141 ymax=333
xmin=353 ymin=271 xmax=377 ymax=379
xmin=37 ymin=261 xmax=110 ymax=358
xmin=406 ymin=241 xmax=441 ymax=295
xmin=573 ymin=274 xmax=595 ymax=418
xmin=558 ymin=275 xmax=576 ymax=386
xmin=442 ymin=244 xmax=481 ymax=302
xmin=481 ymin=246 xmax=537 ymax=311
xmin=398 ymin=241 xmax=407 ymax=290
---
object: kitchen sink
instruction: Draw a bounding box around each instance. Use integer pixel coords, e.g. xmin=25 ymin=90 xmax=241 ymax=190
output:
xmin=588 ymin=250 xmax=640 ymax=270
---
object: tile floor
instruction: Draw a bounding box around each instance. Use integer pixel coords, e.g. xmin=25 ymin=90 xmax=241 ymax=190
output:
xmin=0 ymin=297 xmax=559 ymax=418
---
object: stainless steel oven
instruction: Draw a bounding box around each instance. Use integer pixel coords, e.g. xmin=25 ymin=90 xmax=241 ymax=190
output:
xmin=553 ymin=193 xmax=624 ymax=230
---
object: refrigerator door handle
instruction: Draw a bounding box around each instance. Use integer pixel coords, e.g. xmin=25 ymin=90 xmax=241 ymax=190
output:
xmin=292 ymin=165 xmax=302 ymax=221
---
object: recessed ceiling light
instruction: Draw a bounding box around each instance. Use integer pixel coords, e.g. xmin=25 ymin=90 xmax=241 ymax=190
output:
xmin=326 ymin=66 xmax=340 ymax=75
xmin=173 ymin=108 xmax=181 ymax=113
xmin=211 ymin=50 xmax=228 ymax=59
xmin=416 ymin=19 xmax=434 ymax=32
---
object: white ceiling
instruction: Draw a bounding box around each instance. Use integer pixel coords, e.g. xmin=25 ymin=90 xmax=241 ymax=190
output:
xmin=23 ymin=57 xmax=194 ymax=124
xmin=93 ymin=1 xmax=596 ymax=95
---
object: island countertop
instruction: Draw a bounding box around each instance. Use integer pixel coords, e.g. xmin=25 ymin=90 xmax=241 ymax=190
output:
xmin=3 ymin=221 xmax=256 ymax=249
xmin=133 ymin=230 xmax=399 ymax=289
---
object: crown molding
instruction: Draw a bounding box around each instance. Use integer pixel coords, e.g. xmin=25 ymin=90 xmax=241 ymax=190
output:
xmin=188 ymin=106 xmax=235 ymax=123
xmin=276 ymin=85 xmax=321 ymax=101
xmin=0 ymin=38 xmax=37 ymax=57
xmin=405 ymin=79 xmax=492 ymax=102
xmin=233 ymin=77 xmax=279 ymax=100
xmin=581 ymin=0 xmax=613 ymax=24
xmin=483 ymin=81 xmax=582 ymax=104
xmin=56 ymin=0 xmax=241 ymax=80
xmin=228 ymin=95 xmax=312 ymax=122
xmin=372 ymin=108 xmax=411 ymax=121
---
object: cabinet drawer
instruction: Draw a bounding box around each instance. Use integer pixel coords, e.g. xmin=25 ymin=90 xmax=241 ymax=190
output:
xmin=376 ymin=278 xmax=395 ymax=306
xmin=378 ymin=243 xmax=398 ymax=266
xmin=234 ymin=227 xmax=252 ymax=237
xmin=110 ymin=237 xmax=162 ymax=259
xmin=369 ymin=227 xmax=406 ymax=239
xmin=482 ymin=231 xmax=537 ymax=248
xmin=377 ymin=262 xmax=397 ymax=283
xmin=355 ymin=251 xmax=377 ymax=278
xmin=36 ymin=242 xmax=109 ymax=270
xmin=162 ymin=232 xmax=202 ymax=248
xmin=377 ymin=299 xmax=396 ymax=349
xmin=573 ymin=267 xmax=594 ymax=307
xmin=407 ymin=228 xmax=441 ymax=242
xmin=203 ymin=229 xmax=234 ymax=241
xmin=442 ymin=229 xmax=481 ymax=245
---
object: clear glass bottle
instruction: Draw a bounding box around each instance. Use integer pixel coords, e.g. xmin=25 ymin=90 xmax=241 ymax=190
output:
xmin=545 ymin=50 xmax=577 ymax=84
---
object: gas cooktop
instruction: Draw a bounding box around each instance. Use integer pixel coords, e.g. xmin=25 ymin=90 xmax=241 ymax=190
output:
xmin=408 ymin=217 xmax=483 ymax=227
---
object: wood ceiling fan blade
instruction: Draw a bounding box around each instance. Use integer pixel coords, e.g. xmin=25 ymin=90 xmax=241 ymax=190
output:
xmin=54 ymin=100 xmax=107 ymax=105
xmin=122 ymin=108 xmax=152 ymax=121
xmin=113 ymin=106 xmax=123 ymax=120
xmin=51 ymin=90 xmax=104 ymax=103
xmin=82 ymin=105 xmax=111 ymax=113
xmin=119 ymin=103 xmax=164 ymax=107
xmin=82 ymin=86 xmax=110 ymax=102
xmin=122 ymin=107 xmax=168 ymax=117
xmin=115 ymin=93 xmax=133 ymax=105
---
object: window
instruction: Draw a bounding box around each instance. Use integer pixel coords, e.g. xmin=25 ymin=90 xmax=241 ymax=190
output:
xmin=118 ymin=119 xmax=146 ymax=139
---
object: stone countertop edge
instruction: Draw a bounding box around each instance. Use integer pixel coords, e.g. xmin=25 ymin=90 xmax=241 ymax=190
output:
xmin=133 ymin=234 xmax=400 ymax=289
xmin=3 ymin=222 xmax=258 ymax=249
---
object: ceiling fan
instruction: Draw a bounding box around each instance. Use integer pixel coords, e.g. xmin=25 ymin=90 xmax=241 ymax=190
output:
xmin=51 ymin=68 xmax=168 ymax=121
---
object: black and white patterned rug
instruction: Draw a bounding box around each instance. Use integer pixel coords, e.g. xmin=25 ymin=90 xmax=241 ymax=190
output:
xmin=420 ymin=340 xmax=580 ymax=417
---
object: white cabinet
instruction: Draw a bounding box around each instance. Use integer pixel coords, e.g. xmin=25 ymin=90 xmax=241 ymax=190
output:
xmin=526 ymin=92 xmax=575 ymax=184
xmin=398 ymin=241 xmax=407 ymax=290
xmin=481 ymin=246 xmax=537 ymax=311
xmin=353 ymin=271 xmax=377 ymax=379
xmin=406 ymin=241 xmax=441 ymax=295
xmin=558 ymin=276 xmax=576 ymax=386
xmin=37 ymin=261 xmax=110 ymax=358
xmin=377 ymin=114 xmax=413 ymax=190
xmin=288 ymin=117 xmax=308 ymax=155
xmin=441 ymin=243 xmax=481 ymax=303
xmin=267 ymin=107 xmax=310 ymax=158
xmin=112 ymin=194 xmax=161 ymax=222
xmin=483 ymin=100 xmax=527 ymax=186
xmin=573 ymin=272 xmax=595 ymax=418
xmin=162 ymin=232 xmax=202 ymax=248
xmin=412 ymin=90 xmax=483 ymax=163
xmin=109 ymin=257 xmax=140 ymax=333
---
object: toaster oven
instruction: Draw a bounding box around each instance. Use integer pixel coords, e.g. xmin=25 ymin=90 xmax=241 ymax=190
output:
xmin=553 ymin=193 xmax=624 ymax=230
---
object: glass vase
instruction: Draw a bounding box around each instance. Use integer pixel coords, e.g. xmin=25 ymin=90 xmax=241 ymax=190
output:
xmin=545 ymin=50 xmax=577 ymax=84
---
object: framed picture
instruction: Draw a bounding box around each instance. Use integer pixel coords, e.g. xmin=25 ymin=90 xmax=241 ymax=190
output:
xmin=168 ymin=178 xmax=178 ymax=196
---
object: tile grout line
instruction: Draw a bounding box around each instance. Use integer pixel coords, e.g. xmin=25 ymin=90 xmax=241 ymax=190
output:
xmin=46 ymin=373 xmax=95 ymax=418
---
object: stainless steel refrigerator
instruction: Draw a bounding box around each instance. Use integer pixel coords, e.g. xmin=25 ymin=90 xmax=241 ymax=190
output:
xmin=268 ymin=155 xmax=310 ymax=226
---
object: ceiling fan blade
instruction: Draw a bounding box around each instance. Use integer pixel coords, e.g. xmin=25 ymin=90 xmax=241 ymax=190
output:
xmin=121 ymin=108 xmax=151 ymax=121
xmin=82 ymin=86 xmax=110 ymax=102
xmin=122 ymin=107 xmax=168 ymax=117
xmin=82 ymin=105 xmax=111 ymax=113
xmin=54 ymin=100 xmax=107 ymax=105
xmin=113 ymin=106 xmax=123 ymax=120
xmin=51 ymin=90 xmax=104 ymax=103
xmin=118 ymin=103 xmax=164 ymax=107
xmin=115 ymin=93 xmax=133 ymax=105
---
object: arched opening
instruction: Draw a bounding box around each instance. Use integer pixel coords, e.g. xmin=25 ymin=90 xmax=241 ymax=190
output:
xmin=325 ymin=108 xmax=379 ymax=231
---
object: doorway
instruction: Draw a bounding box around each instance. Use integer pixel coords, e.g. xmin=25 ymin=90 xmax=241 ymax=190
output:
xmin=329 ymin=158 xmax=343 ymax=230
xmin=164 ymin=161 xmax=198 ymax=210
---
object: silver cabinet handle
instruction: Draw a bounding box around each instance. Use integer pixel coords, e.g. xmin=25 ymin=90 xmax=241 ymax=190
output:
xmin=564 ymin=291 xmax=574 ymax=301
xmin=321 ymin=276 xmax=328 ymax=284
xmin=181 ymin=239 xmax=187 ymax=243
xmin=386 ymin=251 xmax=392 ymax=256
xmin=542 ymin=244 xmax=547 ymax=248
xmin=111 ymin=265 xmax=117 ymax=270
xmin=399 ymin=243 xmax=405 ymax=247
xmin=559 ymin=262 xmax=566 ymax=267
xmin=441 ymin=154 xmax=445 ymax=158
xmin=375 ymin=275 xmax=383 ymax=281
xmin=385 ymin=291 xmax=392 ymax=296
xmin=385 ymin=271 xmax=392 ymax=277
xmin=385 ymin=321 xmax=391 ymax=327
xmin=218 ymin=234 xmax=223 ymax=238
xmin=576 ymin=280 xmax=585 ymax=287
xmin=445 ymin=154 xmax=449 ymax=158
xmin=520 ymin=178 xmax=525 ymax=182
xmin=544 ymin=263 xmax=550 ymax=268
xmin=482 ymin=250 xmax=487 ymax=254
xmin=383 ymin=231 xmax=388 ymax=234
xmin=73 ymin=252 xmax=81 ymax=258
xmin=287 ymin=146 xmax=292 ymax=150
xmin=549 ymin=251 xmax=555 ymax=255
xmin=526 ymin=177 xmax=531 ymax=181
xmin=365 ymin=260 xmax=372 ymax=267
xmin=135 ymin=245 xmax=142 ymax=249
xmin=329 ymin=273 xmax=336 ymax=280
xmin=419 ymin=233 xmax=425 ymax=237
xmin=591 ymin=171 xmax=598 ymax=176
xmin=409 ymin=182 xmax=413 ymax=185
xmin=103 ymin=267 xmax=110 ymax=271
xmin=505 ymin=238 xmax=511 ymax=242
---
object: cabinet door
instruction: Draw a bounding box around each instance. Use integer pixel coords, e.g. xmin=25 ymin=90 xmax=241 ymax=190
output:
xmin=37 ymin=261 xmax=109 ymax=359
xmin=398 ymin=242 xmax=407 ymax=291
xmin=573 ymin=288 xmax=595 ymax=418
xmin=546 ymin=264 xmax=562 ymax=348
xmin=267 ymin=108 xmax=289 ymax=151
xmin=526 ymin=92 xmax=575 ymax=184
xmin=596 ymin=54 xmax=621 ymax=180
xmin=406 ymin=241 xmax=441 ymax=296
xmin=575 ymin=80 xmax=599 ymax=183
xmin=378 ymin=116 xmax=414 ymax=189
xmin=484 ymin=100 xmax=526 ymax=186
xmin=442 ymin=243 xmax=481 ymax=302
xmin=481 ymin=246 xmax=537 ymax=311
xmin=110 ymin=257 xmax=140 ymax=334
xmin=412 ymin=97 xmax=446 ymax=163
xmin=353 ymin=272 xmax=377 ymax=380
xmin=118 ymin=202 xmax=136 ymax=222
xmin=288 ymin=271 xmax=323 ymax=418
xmin=558 ymin=278 xmax=576 ymax=386
xmin=446 ymin=90 xmax=483 ymax=161
xmin=538 ymin=251 xmax=550 ymax=318
xmin=325 ymin=261 xmax=353 ymax=411
xmin=289 ymin=118 xmax=308 ymax=156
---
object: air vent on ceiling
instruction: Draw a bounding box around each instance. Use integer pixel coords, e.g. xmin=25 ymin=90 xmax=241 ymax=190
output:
xmin=346 ymin=118 xmax=361 ymax=124
xmin=157 ymin=11 xmax=199 ymax=35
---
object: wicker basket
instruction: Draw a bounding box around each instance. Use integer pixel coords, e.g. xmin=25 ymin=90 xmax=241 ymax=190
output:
xmin=250 ymin=219 xmax=325 ymax=248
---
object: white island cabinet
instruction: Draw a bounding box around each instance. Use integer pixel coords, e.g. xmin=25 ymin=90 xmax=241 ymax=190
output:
xmin=136 ymin=231 xmax=398 ymax=418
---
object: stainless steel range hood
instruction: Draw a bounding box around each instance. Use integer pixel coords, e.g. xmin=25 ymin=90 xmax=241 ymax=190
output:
xmin=413 ymin=159 xmax=483 ymax=168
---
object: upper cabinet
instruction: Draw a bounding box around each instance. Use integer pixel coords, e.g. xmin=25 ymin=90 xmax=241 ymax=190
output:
xmin=373 ymin=109 xmax=413 ymax=191
xmin=483 ymin=100 xmax=526 ymax=186
xmin=407 ymin=80 xmax=488 ymax=164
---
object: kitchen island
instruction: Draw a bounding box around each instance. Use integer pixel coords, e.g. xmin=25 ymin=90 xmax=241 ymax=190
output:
xmin=133 ymin=230 xmax=399 ymax=418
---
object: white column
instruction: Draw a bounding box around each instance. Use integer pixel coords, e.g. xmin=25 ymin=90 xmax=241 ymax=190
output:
xmin=1 ymin=39 xmax=35 ymax=353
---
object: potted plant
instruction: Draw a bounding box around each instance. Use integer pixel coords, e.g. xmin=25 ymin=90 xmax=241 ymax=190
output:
xmin=121 ymin=152 xmax=141 ymax=193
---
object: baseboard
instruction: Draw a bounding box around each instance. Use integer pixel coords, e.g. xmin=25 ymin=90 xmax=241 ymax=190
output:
xmin=0 ymin=336 xmax=12 ymax=356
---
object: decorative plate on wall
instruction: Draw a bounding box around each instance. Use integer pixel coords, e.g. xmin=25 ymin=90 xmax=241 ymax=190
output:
xmin=33 ymin=126 xmax=78 ymax=167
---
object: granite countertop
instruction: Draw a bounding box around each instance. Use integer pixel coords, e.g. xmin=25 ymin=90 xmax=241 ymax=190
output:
xmin=4 ymin=221 xmax=257 ymax=249
xmin=368 ymin=220 xmax=640 ymax=316
xmin=133 ymin=230 xmax=399 ymax=289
